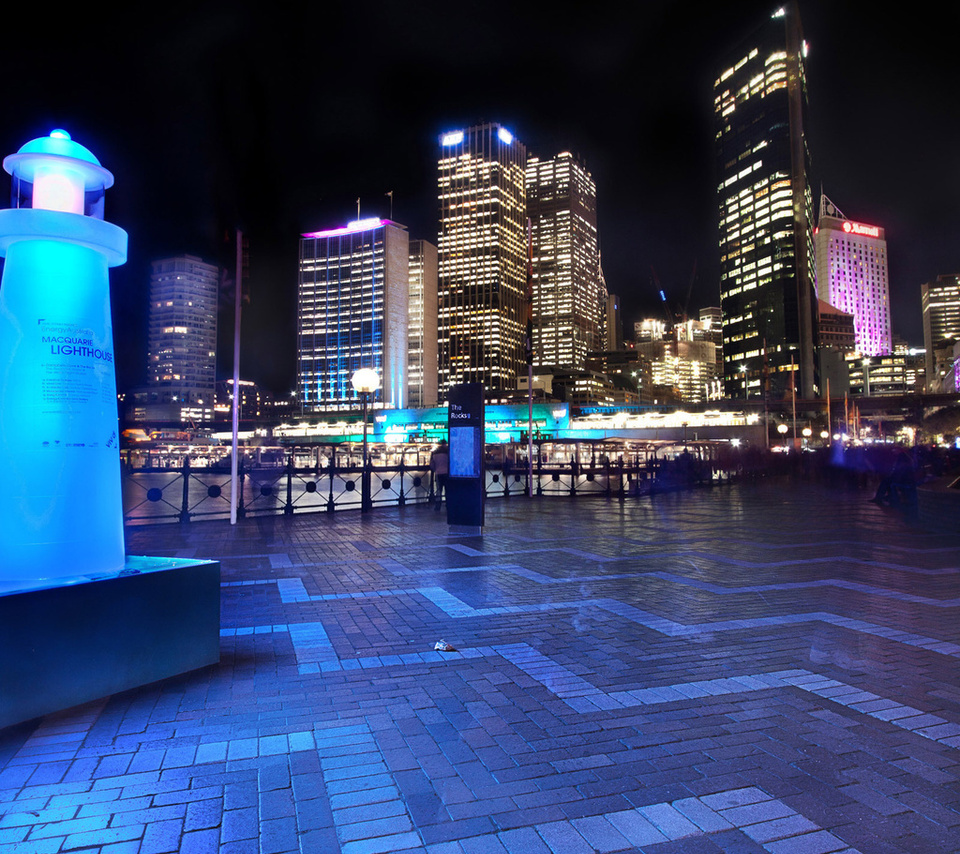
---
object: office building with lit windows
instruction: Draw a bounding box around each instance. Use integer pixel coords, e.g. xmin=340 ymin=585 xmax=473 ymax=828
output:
xmin=298 ymin=218 xmax=409 ymax=411
xmin=715 ymin=2 xmax=817 ymax=399
xmin=634 ymin=317 xmax=719 ymax=404
xmin=146 ymin=255 xmax=219 ymax=422
xmin=526 ymin=151 xmax=602 ymax=370
xmin=697 ymin=306 xmax=724 ymax=379
xmin=408 ymin=239 xmax=438 ymax=408
xmin=847 ymin=341 xmax=924 ymax=397
xmin=437 ymin=123 xmax=527 ymax=397
xmin=815 ymin=195 xmax=891 ymax=356
xmin=922 ymin=274 xmax=960 ymax=391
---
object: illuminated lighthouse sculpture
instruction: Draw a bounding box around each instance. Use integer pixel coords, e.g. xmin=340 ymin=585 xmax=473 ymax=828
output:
xmin=0 ymin=130 xmax=128 ymax=582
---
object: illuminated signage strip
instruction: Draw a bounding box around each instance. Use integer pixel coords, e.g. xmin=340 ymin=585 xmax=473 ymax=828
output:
xmin=302 ymin=218 xmax=386 ymax=239
xmin=842 ymin=220 xmax=881 ymax=238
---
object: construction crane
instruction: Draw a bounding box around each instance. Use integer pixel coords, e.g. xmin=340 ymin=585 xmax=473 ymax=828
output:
xmin=651 ymin=260 xmax=698 ymax=326
xmin=650 ymin=266 xmax=673 ymax=325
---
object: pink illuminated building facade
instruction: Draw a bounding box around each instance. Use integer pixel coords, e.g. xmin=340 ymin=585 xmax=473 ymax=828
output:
xmin=815 ymin=195 xmax=891 ymax=356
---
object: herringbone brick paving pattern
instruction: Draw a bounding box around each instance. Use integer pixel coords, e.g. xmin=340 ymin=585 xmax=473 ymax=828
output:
xmin=2 ymin=480 xmax=960 ymax=853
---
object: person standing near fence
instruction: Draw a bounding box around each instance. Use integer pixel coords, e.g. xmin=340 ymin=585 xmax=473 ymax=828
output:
xmin=430 ymin=441 xmax=449 ymax=510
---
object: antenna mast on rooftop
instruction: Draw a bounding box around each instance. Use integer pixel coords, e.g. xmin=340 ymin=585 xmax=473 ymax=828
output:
xmin=819 ymin=192 xmax=847 ymax=221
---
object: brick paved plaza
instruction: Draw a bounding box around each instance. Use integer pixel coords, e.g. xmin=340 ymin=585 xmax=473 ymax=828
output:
xmin=2 ymin=480 xmax=960 ymax=853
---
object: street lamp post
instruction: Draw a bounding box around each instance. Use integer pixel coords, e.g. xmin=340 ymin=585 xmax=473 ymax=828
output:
xmin=351 ymin=368 xmax=380 ymax=513
xmin=777 ymin=422 xmax=789 ymax=451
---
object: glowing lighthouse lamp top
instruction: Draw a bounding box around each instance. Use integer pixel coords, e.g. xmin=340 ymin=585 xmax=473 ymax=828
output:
xmin=4 ymin=128 xmax=114 ymax=219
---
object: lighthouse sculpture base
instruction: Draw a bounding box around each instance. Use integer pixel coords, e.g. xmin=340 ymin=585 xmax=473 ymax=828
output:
xmin=0 ymin=556 xmax=220 ymax=729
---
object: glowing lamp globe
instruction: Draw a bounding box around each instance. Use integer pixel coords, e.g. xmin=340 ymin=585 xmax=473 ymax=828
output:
xmin=0 ymin=130 xmax=127 ymax=583
xmin=351 ymin=368 xmax=380 ymax=395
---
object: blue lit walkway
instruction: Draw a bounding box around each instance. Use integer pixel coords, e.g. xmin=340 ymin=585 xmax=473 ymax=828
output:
xmin=2 ymin=479 xmax=960 ymax=853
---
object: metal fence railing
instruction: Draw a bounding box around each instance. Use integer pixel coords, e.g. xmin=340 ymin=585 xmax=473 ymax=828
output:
xmin=123 ymin=444 xmax=733 ymax=526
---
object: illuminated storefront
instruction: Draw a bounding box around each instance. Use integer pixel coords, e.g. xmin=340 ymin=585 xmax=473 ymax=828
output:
xmin=270 ymin=402 xmax=760 ymax=446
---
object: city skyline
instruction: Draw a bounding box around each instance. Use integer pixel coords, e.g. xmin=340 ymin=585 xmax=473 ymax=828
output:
xmin=0 ymin=2 xmax=956 ymax=395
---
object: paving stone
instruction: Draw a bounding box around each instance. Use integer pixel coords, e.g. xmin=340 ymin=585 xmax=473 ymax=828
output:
xmin=221 ymin=807 xmax=258 ymax=843
xmin=496 ymin=826 xmax=552 ymax=854
xmin=569 ymin=814 xmax=632 ymax=852
xmin=533 ymin=820 xmax=594 ymax=854
xmin=140 ymin=817 xmax=184 ymax=854
xmin=764 ymin=829 xmax=851 ymax=854
xmin=741 ymin=813 xmax=820 ymax=843
xmin=639 ymin=800 xmax=704 ymax=838
xmin=184 ymin=798 xmax=222 ymax=832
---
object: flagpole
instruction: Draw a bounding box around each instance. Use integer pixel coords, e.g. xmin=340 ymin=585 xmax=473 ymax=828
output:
xmin=526 ymin=218 xmax=534 ymax=497
xmin=230 ymin=229 xmax=243 ymax=526
xmin=791 ymin=355 xmax=797 ymax=450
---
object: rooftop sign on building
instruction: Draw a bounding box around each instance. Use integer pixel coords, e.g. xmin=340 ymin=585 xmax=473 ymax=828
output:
xmin=841 ymin=220 xmax=881 ymax=238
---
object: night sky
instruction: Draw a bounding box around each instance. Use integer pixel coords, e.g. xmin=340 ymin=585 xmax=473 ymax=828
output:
xmin=1 ymin=2 xmax=956 ymax=396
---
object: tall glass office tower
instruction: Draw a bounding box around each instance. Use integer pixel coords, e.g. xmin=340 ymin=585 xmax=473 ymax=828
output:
xmin=715 ymin=2 xmax=817 ymax=399
xmin=437 ymin=123 xmax=527 ymax=397
xmin=298 ymin=218 xmax=409 ymax=411
xmin=526 ymin=152 xmax=602 ymax=370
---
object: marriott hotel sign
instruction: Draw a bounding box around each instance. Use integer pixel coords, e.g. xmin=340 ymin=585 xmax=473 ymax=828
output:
xmin=842 ymin=220 xmax=881 ymax=238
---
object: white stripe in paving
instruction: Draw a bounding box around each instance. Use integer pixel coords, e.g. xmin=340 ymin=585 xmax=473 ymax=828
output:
xmin=225 ymin=619 xmax=960 ymax=751
xmin=314 ymin=722 xmax=421 ymax=854
xmin=496 ymin=649 xmax=960 ymax=750
xmin=455 ymin=786 xmax=861 ymax=854
xmin=646 ymin=571 xmax=960 ymax=606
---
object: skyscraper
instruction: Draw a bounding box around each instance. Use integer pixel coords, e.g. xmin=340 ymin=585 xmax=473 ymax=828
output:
xmin=298 ymin=218 xmax=409 ymax=411
xmin=815 ymin=195 xmax=891 ymax=356
xmin=921 ymin=274 xmax=960 ymax=392
xmin=715 ymin=2 xmax=817 ymax=399
xmin=526 ymin=151 xmax=602 ymax=370
xmin=437 ymin=123 xmax=527 ymax=397
xmin=408 ymin=239 xmax=438 ymax=408
xmin=147 ymin=255 xmax=219 ymax=422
